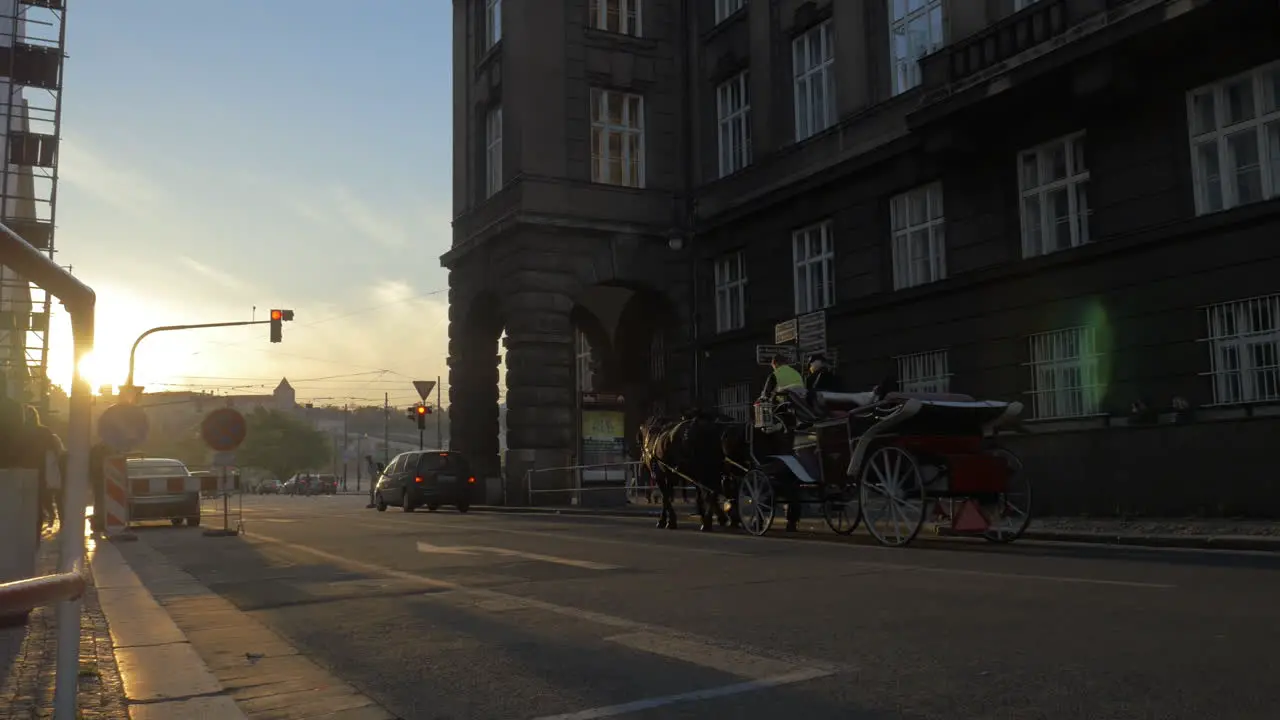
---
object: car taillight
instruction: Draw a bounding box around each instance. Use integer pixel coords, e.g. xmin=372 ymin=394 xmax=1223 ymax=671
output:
xmin=414 ymin=476 xmax=423 ymax=483
xmin=467 ymin=476 xmax=475 ymax=484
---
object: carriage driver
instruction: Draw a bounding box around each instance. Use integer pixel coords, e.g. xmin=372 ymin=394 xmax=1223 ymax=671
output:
xmin=758 ymin=353 xmax=805 ymax=401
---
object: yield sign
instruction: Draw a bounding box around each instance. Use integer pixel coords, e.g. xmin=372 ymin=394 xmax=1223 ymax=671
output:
xmin=413 ymin=380 xmax=436 ymax=401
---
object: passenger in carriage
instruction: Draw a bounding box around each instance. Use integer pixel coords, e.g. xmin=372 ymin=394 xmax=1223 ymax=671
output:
xmin=805 ymin=354 xmax=841 ymax=394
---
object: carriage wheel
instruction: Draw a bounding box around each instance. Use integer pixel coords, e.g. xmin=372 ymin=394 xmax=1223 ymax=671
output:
xmin=822 ymin=484 xmax=860 ymax=535
xmin=858 ymin=446 xmax=927 ymax=547
xmin=737 ymin=468 xmax=775 ymax=537
xmin=982 ymin=447 xmax=1032 ymax=543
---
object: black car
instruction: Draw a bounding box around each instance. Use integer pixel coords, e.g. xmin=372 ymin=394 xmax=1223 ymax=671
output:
xmin=374 ymin=450 xmax=475 ymax=513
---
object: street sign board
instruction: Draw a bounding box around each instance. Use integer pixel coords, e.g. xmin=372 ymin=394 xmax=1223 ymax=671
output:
xmin=98 ymin=403 xmax=150 ymax=453
xmin=774 ymin=319 xmax=798 ymax=344
xmin=756 ymin=345 xmax=797 ymax=365
xmin=797 ymin=310 xmax=827 ymax=359
xmin=211 ymin=451 xmax=237 ymax=468
xmin=201 ymin=408 xmax=247 ymax=452
xmin=413 ymin=380 xmax=436 ymax=401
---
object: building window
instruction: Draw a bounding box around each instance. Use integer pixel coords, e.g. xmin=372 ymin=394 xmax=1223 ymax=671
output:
xmin=717 ymin=71 xmax=752 ymax=177
xmin=590 ymin=89 xmax=645 ymax=188
xmin=650 ymin=332 xmax=666 ymax=382
xmin=1201 ymin=293 xmax=1280 ymax=405
xmin=895 ymin=349 xmax=951 ymax=394
xmin=1025 ymin=326 xmax=1102 ymax=419
xmin=1187 ymin=61 xmax=1280 ymax=215
xmin=717 ymin=382 xmax=753 ymax=424
xmin=890 ymin=182 xmax=946 ymax=290
xmin=792 ymin=20 xmax=835 ymax=142
xmin=715 ymin=0 xmax=746 ymax=24
xmin=889 ymin=0 xmax=944 ymax=96
xmin=485 ymin=0 xmax=502 ymax=48
xmin=485 ymin=105 xmax=502 ymax=198
xmin=589 ymin=0 xmax=642 ymax=37
xmin=1013 ymin=0 xmax=1040 ymax=11
xmin=576 ymin=330 xmax=595 ymax=394
xmin=792 ymin=221 xmax=834 ymax=314
xmin=1018 ymin=132 xmax=1091 ymax=258
xmin=713 ymin=251 xmax=747 ymax=333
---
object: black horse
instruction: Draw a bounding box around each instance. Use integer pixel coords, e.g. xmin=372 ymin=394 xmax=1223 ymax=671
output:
xmin=638 ymin=409 xmax=732 ymax=531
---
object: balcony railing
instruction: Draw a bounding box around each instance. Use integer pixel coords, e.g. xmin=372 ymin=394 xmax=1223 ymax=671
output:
xmin=919 ymin=0 xmax=1141 ymax=90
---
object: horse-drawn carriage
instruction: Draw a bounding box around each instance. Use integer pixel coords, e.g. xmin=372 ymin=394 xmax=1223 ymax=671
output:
xmin=729 ymin=385 xmax=1032 ymax=547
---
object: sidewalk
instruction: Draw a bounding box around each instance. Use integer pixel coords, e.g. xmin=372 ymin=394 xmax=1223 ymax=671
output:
xmin=471 ymin=504 xmax=1280 ymax=552
xmin=0 ymin=528 xmax=129 ymax=720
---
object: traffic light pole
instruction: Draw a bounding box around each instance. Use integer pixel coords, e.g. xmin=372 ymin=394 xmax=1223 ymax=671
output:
xmin=124 ymin=320 xmax=270 ymax=395
xmin=418 ymin=426 xmax=424 ymax=450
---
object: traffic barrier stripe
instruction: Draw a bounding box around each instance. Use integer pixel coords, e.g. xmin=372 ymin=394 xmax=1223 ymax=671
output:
xmin=103 ymin=457 xmax=129 ymax=534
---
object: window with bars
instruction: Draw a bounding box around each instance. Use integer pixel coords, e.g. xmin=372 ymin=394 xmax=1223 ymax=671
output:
xmin=589 ymin=0 xmax=642 ymax=37
xmin=890 ymin=182 xmax=946 ymax=290
xmin=792 ymin=221 xmax=834 ymax=314
xmin=717 ymin=383 xmax=753 ymax=424
xmin=1187 ymin=61 xmax=1280 ymax=215
xmin=1018 ymin=132 xmax=1091 ymax=258
xmin=792 ymin=20 xmax=835 ymax=142
xmin=889 ymin=0 xmax=944 ymax=96
xmin=485 ymin=105 xmax=502 ymax=198
xmin=1025 ymin=326 xmax=1102 ymax=419
xmin=895 ymin=349 xmax=951 ymax=394
xmin=650 ymin=331 xmax=666 ymax=382
xmin=713 ymin=251 xmax=747 ymax=333
xmin=715 ymin=0 xmax=746 ymax=24
xmin=1201 ymin=294 xmax=1280 ymax=405
xmin=485 ymin=0 xmax=502 ymax=48
xmin=590 ymin=89 xmax=645 ymax=188
xmin=717 ymin=71 xmax=752 ymax=177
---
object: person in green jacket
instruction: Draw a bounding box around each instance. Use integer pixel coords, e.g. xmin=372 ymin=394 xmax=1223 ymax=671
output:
xmin=758 ymin=353 xmax=805 ymax=401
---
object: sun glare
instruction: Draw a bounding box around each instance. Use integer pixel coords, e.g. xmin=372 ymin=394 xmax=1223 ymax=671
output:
xmin=76 ymin=351 xmax=112 ymax=394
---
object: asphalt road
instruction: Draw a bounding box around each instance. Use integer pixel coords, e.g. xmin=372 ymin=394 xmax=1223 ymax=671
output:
xmin=131 ymin=495 xmax=1280 ymax=719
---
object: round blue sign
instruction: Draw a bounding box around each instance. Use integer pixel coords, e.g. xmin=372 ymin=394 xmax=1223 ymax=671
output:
xmin=98 ymin=403 xmax=150 ymax=453
xmin=201 ymin=408 xmax=247 ymax=452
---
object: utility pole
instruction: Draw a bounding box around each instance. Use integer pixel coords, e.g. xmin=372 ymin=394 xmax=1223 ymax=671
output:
xmin=341 ymin=403 xmax=349 ymax=490
xmin=436 ymin=375 xmax=442 ymax=449
xmin=383 ymin=392 xmax=389 ymax=465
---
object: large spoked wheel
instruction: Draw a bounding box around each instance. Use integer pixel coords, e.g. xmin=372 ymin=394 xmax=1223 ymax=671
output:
xmin=858 ymin=446 xmax=928 ymax=547
xmin=982 ymin=447 xmax=1032 ymax=543
xmin=822 ymin=484 xmax=861 ymax=535
xmin=737 ymin=468 xmax=776 ymax=537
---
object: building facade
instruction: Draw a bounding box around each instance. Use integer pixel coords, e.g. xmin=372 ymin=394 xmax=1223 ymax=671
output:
xmin=447 ymin=0 xmax=1280 ymax=515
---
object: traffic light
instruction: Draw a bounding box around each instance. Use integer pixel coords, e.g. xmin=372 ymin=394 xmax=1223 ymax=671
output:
xmin=415 ymin=403 xmax=428 ymax=429
xmin=268 ymin=309 xmax=295 ymax=343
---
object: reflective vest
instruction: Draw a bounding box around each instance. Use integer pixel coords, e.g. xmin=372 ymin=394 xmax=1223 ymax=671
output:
xmin=772 ymin=364 xmax=805 ymax=393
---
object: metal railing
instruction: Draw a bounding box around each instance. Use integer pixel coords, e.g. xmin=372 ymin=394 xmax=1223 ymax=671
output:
xmin=523 ymin=461 xmax=697 ymax=506
xmin=0 ymin=220 xmax=96 ymax=720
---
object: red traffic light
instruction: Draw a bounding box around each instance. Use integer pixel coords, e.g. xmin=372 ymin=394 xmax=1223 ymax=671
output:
xmin=270 ymin=309 xmax=282 ymax=321
xmin=416 ymin=405 xmax=427 ymax=415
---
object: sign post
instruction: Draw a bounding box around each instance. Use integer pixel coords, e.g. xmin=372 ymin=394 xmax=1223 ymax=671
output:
xmin=413 ymin=380 xmax=436 ymax=451
xmin=199 ymin=408 xmax=247 ymax=537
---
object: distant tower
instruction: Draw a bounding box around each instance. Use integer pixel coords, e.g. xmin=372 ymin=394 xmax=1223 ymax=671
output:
xmin=0 ymin=0 xmax=66 ymax=409
xmin=273 ymin=378 xmax=296 ymax=411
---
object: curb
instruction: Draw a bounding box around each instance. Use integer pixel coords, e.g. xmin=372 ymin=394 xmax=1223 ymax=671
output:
xmin=467 ymin=505 xmax=1280 ymax=552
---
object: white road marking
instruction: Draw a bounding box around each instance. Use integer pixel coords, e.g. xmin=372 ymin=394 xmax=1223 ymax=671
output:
xmin=605 ymin=632 xmax=801 ymax=679
xmin=415 ymin=541 xmax=479 ymax=556
xmin=528 ymin=668 xmax=834 ymax=720
xmin=415 ymin=541 xmax=621 ymax=570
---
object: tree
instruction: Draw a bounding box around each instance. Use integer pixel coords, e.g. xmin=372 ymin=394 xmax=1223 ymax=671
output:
xmin=235 ymin=408 xmax=330 ymax=480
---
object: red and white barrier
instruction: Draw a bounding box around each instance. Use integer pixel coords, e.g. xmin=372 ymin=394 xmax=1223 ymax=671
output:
xmin=102 ymin=457 xmax=129 ymax=535
xmin=128 ymin=473 xmax=240 ymax=496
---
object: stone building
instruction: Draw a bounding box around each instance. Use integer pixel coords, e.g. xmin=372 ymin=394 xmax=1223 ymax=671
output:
xmin=446 ymin=0 xmax=1280 ymax=515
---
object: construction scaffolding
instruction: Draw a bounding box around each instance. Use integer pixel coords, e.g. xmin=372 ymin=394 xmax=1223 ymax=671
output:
xmin=0 ymin=0 xmax=66 ymax=412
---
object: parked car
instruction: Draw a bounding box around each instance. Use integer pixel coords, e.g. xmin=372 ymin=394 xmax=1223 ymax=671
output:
xmin=374 ymin=451 xmax=474 ymax=513
xmin=126 ymin=457 xmax=200 ymax=527
xmin=256 ymin=479 xmax=281 ymax=495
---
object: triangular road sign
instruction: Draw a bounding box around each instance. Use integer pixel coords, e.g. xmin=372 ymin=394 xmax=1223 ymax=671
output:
xmin=413 ymin=380 xmax=436 ymax=401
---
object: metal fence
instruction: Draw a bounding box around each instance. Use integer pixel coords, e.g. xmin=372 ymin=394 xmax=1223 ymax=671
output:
xmin=0 ymin=221 xmax=96 ymax=720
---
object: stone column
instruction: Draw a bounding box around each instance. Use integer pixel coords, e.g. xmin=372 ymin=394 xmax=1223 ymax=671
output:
xmin=502 ymin=301 xmax=575 ymax=505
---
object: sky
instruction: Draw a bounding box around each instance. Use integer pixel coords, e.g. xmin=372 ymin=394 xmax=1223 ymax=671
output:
xmin=42 ymin=0 xmax=457 ymax=410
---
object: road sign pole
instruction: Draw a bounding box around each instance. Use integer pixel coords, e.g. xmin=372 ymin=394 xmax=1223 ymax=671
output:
xmin=436 ymin=376 xmax=442 ymax=450
xmin=418 ymin=427 xmax=424 ymax=451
